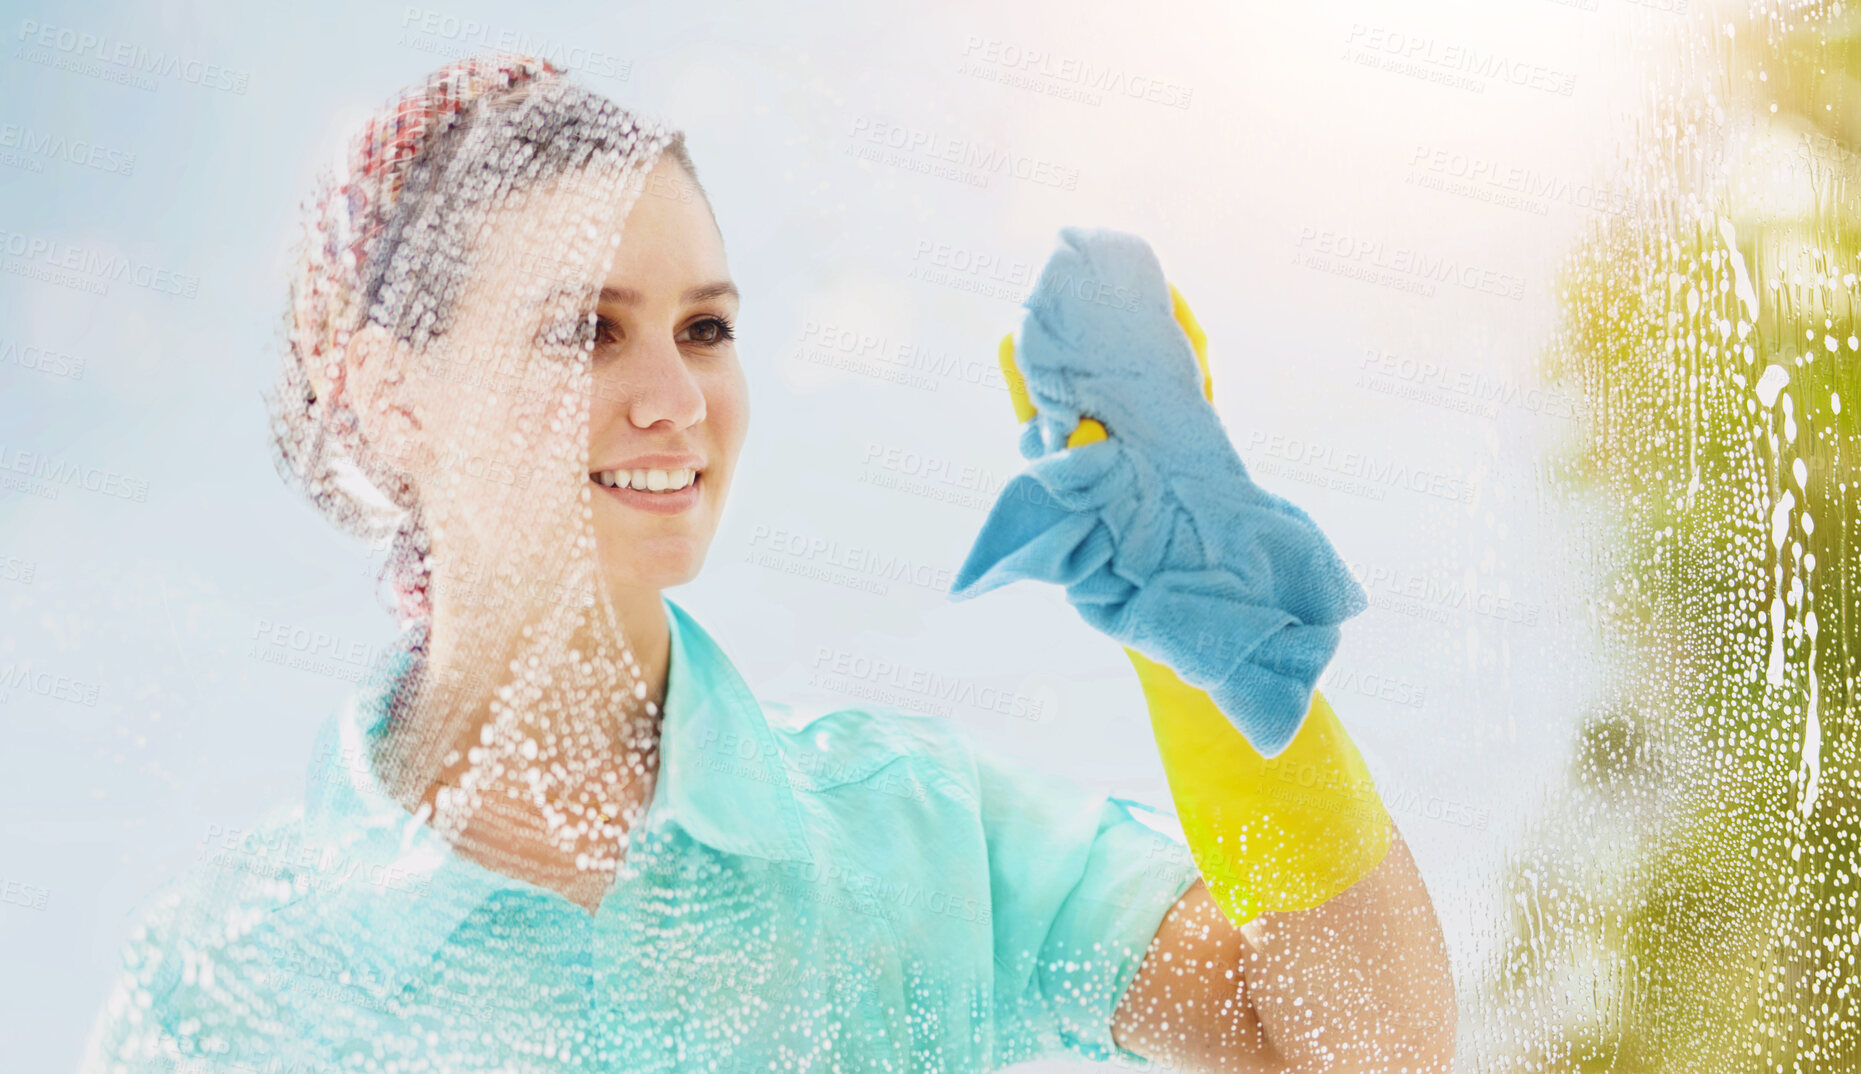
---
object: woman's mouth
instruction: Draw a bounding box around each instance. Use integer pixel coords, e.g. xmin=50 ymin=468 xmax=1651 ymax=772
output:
xmin=590 ymin=466 xmax=702 ymax=515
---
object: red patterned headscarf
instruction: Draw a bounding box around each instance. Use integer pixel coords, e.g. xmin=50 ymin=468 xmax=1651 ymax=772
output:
xmin=290 ymin=54 xmax=564 ymax=420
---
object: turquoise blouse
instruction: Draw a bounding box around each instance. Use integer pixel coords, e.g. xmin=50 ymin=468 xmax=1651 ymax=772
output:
xmin=81 ymin=597 xmax=1200 ymax=1072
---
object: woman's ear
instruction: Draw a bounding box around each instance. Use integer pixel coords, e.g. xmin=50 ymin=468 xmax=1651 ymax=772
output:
xmin=344 ymin=322 xmax=431 ymax=480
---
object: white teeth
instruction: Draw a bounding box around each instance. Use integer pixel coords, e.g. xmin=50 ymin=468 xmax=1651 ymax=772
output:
xmin=593 ymin=467 xmax=698 ymax=492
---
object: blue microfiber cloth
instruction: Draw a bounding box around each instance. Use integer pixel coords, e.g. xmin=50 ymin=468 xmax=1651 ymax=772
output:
xmin=949 ymin=227 xmax=1368 ymax=758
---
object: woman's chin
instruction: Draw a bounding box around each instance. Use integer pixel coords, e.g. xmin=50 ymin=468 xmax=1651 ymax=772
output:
xmin=599 ymin=545 xmax=705 ymax=594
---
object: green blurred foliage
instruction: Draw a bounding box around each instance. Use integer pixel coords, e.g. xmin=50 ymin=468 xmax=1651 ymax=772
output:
xmin=1476 ymin=4 xmax=1860 ymax=1070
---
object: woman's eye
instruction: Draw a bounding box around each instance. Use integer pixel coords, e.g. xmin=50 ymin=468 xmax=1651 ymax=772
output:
xmin=537 ymin=316 xmax=593 ymax=351
xmin=536 ymin=316 xmax=622 ymax=354
xmin=684 ymin=316 xmax=736 ymax=346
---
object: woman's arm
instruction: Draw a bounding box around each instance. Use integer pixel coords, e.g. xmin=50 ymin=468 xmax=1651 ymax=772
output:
xmin=1110 ymin=820 xmax=1457 ymax=1073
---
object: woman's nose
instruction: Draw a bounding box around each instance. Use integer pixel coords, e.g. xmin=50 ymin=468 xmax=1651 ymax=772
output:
xmin=610 ymin=335 xmax=706 ymax=429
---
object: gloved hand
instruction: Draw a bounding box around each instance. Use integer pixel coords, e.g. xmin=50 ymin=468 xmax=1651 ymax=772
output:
xmin=950 ymin=227 xmax=1367 ymax=758
xmin=950 ymin=226 xmax=1392 ymax=927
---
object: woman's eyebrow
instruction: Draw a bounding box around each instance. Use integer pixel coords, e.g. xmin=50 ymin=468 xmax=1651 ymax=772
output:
xmin=596 ymin=282 xmax=739 ymax=305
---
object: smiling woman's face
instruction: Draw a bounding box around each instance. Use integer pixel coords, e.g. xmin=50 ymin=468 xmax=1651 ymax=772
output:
xmin=578 ymin=156 xmax=746 ymax=593
xmin=360 ymin=152 xmax=747 ymax=613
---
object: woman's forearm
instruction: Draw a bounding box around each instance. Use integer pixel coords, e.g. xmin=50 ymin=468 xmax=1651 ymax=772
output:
xmin=1236 ymin=821 xmax=1457 ymax=1072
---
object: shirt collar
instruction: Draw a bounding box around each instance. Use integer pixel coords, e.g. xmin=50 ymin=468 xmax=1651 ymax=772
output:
xmin=651 ymin=597 xmax=814 ymax=864
xmin=286 ymin=594 xmax=812 ymax=998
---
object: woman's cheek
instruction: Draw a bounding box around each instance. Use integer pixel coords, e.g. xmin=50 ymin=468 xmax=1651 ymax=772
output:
xmin=709 ymin=363 xmax=751 ymax=466
xmin=727 ymin=359 xmax=751 ymax=444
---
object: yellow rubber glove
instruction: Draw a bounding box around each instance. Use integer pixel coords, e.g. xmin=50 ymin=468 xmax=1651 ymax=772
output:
xmin=996 ymin=286 xmax=1393 ymax=928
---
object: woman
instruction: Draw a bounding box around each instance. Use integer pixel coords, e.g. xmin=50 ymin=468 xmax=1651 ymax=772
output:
xmin=82 ymin=55 xmax=1454 ymax=1072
